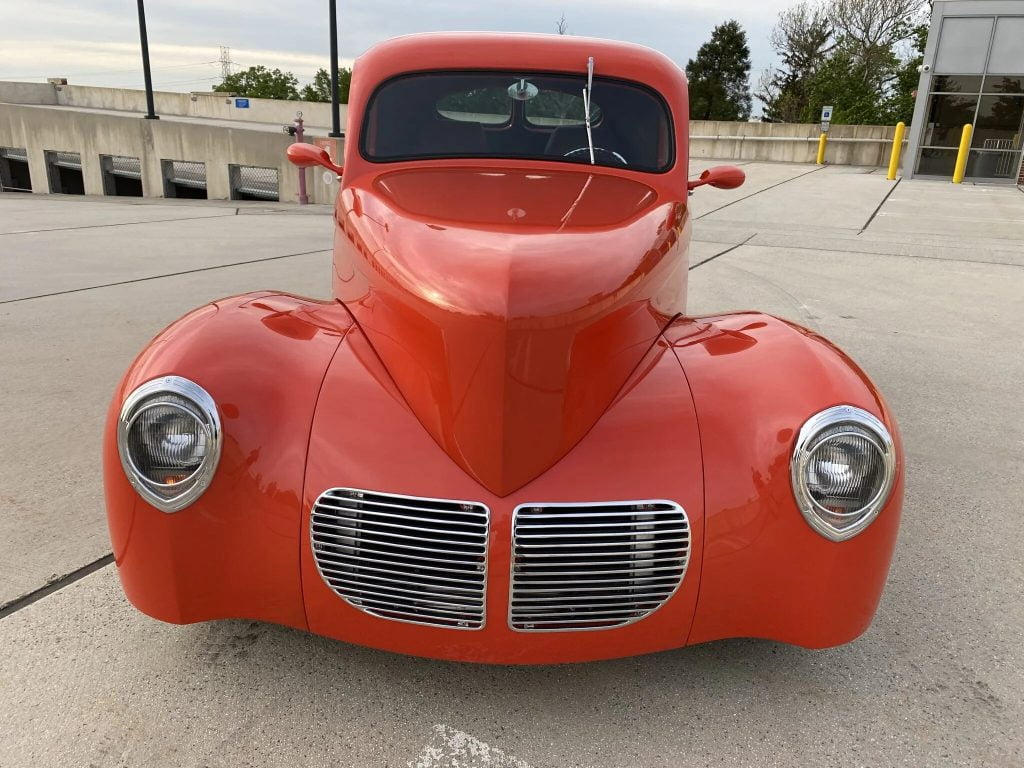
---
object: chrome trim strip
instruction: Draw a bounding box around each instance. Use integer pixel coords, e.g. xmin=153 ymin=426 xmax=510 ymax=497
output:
xmin=512 ymin=509 xmax=683 ymax=519
xmin=313 ymin=504 xmax=486 ymax=528
xmin=320 ymin=580 xmax=482 ymax=608
xmin=790 ymin=405 xmax=897 ymax=542
xmin=312 ymin=515 xmax=486 ymax=540
xmin=316 ymin=496 xmax=488 ymax=520
xmin=310 ymin=531 xmax=485 ymax=561
xmin=511 ymin=578 xmax=681 ymax=592
xmin=509 ymin=500 xmax=690 ymax=633
xmin=513 ymin=537 xmax=689 ymax=549
xmin=312 ymin=545 xmax=484 ymax=572
xmin=507 ymin=547 xmax=687 ymax=559
xmin=116 ymin=376 xmax=222 ymax=514
xmin=319 ymin=573 xmax=483 ymax=593
xmin=311 ymin=523 xmax=486 ymax=549
xmin=311 ymin=487 xmax=489 ymax=631
xmin=316 ymin=560 xmax=482 ymax=587
xmin=514 ymin=518 xmax=684 ymax=530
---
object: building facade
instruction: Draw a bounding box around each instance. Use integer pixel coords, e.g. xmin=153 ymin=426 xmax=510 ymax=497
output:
xmin=906 ymin=0 xmax=1024 ymax=183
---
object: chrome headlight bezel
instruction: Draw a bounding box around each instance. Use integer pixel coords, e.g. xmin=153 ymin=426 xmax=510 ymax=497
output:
xmin=117 ymin=376 xmax=222 ymax=513
xmin=791 ymin=405 xmax=896 ymax=542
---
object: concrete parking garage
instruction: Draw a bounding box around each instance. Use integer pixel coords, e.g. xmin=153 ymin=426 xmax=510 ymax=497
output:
xmin=1 ymin=163 xmax=1022 ymax=766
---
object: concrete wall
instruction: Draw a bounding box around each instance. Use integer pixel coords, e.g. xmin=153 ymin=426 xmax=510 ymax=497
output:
xmin=0 ymin=82 xmax=59 ymax=106
xmin=690 ymin=121 xmax=902 ymax=166
xmin=0 ymin=85 xmax=911 ymax=207
xmin=2 ymin=81 xmax=904 ymax=167
xmin=1 ymin=81 xmax=347 ymax=129
xmin=0 ymin=103 xmax=339 ymax=204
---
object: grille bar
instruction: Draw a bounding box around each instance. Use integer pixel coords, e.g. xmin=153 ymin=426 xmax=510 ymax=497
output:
xmin=510 ymin=501 xmax=689 ymax=632
xmin=315 ymin=515 xmax=486 ymax=540
xmin=311 ymin=488 xmax=489 ymax=630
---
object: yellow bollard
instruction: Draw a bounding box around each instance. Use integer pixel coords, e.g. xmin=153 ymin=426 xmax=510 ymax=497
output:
xmin=952 ymin=123 xmax=973 ymax=184
xmin=816 ymin=132 xmax=828 ymax=165
xmin=887 ymin=122 xmax=906 ymax=181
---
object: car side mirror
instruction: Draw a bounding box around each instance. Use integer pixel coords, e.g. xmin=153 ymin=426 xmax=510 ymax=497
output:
xmin=287 ymin=143 xmax=343 ymax=176
xmin=687 ymin=165 xmax=745 ymax=192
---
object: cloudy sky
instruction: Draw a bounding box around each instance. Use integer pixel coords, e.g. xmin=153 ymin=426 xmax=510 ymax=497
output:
xmin=2 ymin=0 xmax=792 ymax=97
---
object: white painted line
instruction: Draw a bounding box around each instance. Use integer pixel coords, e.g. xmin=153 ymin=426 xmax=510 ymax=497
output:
xmin=409 ymin=724 xmax=535 ymax=768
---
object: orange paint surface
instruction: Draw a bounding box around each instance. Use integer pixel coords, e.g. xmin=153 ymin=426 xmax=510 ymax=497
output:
xmin=103 ymin=33 xmax=903 ymax=663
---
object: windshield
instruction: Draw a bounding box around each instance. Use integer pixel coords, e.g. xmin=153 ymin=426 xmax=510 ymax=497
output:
xmin=361 ymin=71 xmax=674 ymax=172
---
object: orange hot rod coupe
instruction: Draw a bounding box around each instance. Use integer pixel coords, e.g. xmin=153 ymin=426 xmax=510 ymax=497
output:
xmin=103 ymin=33 xmax=903 ymax=664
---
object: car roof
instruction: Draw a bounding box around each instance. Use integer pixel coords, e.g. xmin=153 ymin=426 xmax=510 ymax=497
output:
xmin=342 ymin=32 xmax=690 ymax=181
xmin=348 ymin=32 xmax=687 ymax=111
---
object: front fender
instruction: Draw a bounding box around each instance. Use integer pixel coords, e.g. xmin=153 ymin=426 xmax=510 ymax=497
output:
xmin=666 ymin=313 xmax=905 ymax=648
xmin=102 ymin=293 xmax=353 ymax=628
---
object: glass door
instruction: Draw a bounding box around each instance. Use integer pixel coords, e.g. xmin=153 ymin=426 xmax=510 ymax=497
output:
xmin=915 ymin=75 xmax=1024 ymax=182
xmin=966 ymin=76 xmax=1023 ymax=181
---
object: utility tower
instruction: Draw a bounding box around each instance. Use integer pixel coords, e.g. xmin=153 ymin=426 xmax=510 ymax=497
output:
xmin=219 ymin=46 xmax=232 ymax=79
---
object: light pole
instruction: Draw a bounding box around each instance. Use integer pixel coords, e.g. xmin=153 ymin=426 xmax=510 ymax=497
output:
xmin=136 ymin=0 xmax=159 ymax=119
xmin=328 ymin=0 xmax=342 ymax=137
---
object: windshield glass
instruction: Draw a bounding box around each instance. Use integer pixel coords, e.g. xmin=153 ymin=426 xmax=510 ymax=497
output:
xmin=361 ymin=71 xmax=673 ymax=172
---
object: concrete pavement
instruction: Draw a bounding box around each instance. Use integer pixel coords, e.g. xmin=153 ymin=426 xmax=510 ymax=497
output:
xmin=1 ymin=164 xmax=1022 ymax=767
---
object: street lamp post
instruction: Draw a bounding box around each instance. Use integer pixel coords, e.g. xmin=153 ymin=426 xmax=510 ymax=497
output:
xmin=328 ymin=0 xmax=342 ymax=137
xmin=136 ymin=0 xmax=159 ymax=119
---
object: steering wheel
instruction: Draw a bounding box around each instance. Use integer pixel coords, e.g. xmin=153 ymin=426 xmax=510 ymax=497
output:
xmin=563 ymin=147 xmax=628 ymax=166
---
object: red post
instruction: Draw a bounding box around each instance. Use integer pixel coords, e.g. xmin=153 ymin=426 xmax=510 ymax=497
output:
xmin=294 ymin=111 xmax=309 ymax=205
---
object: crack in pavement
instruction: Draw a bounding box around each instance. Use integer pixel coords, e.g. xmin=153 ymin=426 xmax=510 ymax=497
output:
xmin=729 ymin=236 xmax=1024 ymax=269
xmin=689 ymin=234 xmax=757 ymax=271
xmin=694 ymin=165 xmax=827 ymax=220
xmin=0 ymin=553 xmax=114 ymax=620
xmin=859 ymin=177 xmax=901 ymax=233
xmin=0 ymin=211 xmax=242 ymax=236
xmin=0 ymin=248 xmax=332 ymax=305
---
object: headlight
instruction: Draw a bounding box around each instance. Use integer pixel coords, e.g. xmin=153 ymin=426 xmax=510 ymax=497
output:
xmin=791 ymin=405 xmax=896 ymax=541
xmin=117 ymin=376 xmax=222 ymax=512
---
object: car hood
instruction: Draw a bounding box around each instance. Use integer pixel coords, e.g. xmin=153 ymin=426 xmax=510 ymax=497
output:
xmin=334 ymin=166 xmax=689 ymax=496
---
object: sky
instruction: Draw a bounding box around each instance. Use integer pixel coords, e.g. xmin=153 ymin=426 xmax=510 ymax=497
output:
xmin=1 ymin=0 xmax=794 ymax=98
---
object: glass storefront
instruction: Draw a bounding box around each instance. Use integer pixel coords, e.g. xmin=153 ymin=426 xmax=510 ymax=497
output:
xmin=909 ymin=10 xmax=1024 ymax=182
xmin=917 ymin=75 xmax=1024 ymax=180
xmin=921 ymin=74 xmax=1024 ymax=181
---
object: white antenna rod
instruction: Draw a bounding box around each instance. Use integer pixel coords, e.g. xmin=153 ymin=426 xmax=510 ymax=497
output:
xmin=584 ymin=56 xmax=595 ymax=165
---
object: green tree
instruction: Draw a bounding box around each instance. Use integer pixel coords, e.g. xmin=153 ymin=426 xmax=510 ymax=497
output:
xmin=298 ymin=67 xmax=353 ymax=103
xmin=758 ymin=0 xmax=928 ymax=124
xmin=757 ymin=2 xmax=834 ymax=122
xmin=800 ymin=4 xmax=925 ymax=124
xmin=686 ymin=20 xmax=753 ymax=121
xmin=888 ymin=22 xmax=928 ymax=123
xmin=214 ymin=65 xmax=299 ymax=100
xmin=799 ymin=48 xmax=891 ymax=123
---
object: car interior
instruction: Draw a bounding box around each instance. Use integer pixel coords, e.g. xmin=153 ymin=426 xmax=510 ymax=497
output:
xmin=363 ymin=71 xmax=674 ymax=172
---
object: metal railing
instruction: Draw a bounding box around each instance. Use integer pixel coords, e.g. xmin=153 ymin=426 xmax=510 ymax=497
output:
xmin=161 ymin=159 xmax=207 ymax=198
xmin=0 ymin=146 xmax=31 ymax=192
xmin=229 ymin=164 xmax=279 ymax=201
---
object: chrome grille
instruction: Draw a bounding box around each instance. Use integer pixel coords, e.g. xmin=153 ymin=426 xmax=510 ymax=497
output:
xmin=510 ymin=501 xmax=689 ymax=631
xmin=311 ymin=488 xmax=489 ymax=629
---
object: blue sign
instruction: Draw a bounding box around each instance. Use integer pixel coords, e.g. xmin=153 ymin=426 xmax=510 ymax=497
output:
xmin=235 ymin=98 xmax=250 ymax=108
